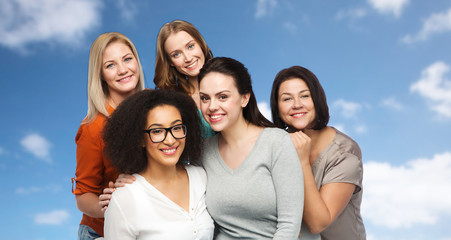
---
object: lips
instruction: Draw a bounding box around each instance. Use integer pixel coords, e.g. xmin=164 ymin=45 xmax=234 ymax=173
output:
xmin=117 ymin=75 xmax=133 ymax=83
xmin=185 ymin=60 xmax=198 ymax=70
xmin=209 ymin=113 xmax=224 ymax=123
xmin=291 ymin=112 xmax=306 ymax=118
xmin=160 ymin=146 xmax=178 ymax=155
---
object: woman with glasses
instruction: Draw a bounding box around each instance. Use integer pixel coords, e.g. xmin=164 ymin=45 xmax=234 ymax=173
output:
xmin=102 ymin=89 xmax=214 ymax=239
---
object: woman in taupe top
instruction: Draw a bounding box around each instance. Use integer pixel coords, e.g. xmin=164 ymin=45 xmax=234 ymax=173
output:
xmin=270 ymin=66 xmax=366 ymax=240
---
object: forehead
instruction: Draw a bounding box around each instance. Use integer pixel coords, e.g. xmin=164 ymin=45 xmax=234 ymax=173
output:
xmin=103 ymin=41 xmax=132 ymax=59
xmin=164 ymin=31 xmax=195 ymax=50
xmin=279 ymin=78 xmax=309 ymax=94
xmin=199 ymin=72 xmax=237 ymax=93
xmin=146 ymin=105 xmax=182 ymax=125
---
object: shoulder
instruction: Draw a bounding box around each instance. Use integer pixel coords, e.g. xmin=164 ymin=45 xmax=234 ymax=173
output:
xmin=260 ymin=127 xmax=291 ymax=143
xmin=76 ymin=113 xmax=107 ymax=142
xmin=331 ymin=127 xmax=362 ymax=159
xmin=186 ymin=165 xmax=207 ymax=184
xmin=111 ymin=174 xmax=145 ymax=203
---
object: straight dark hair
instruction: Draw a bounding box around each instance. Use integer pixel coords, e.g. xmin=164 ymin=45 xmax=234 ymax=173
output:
xmin=270 ymin=66 xmax=329 ymax=130
xmin=198 ymin=57 xmax=274 ymax=128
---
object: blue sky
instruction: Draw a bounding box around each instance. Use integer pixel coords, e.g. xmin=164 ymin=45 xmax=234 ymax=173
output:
xmin=1 ymin=0 xmax=450 ymax=239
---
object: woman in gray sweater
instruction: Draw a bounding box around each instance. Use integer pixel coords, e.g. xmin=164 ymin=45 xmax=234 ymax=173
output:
xmin=198 ymin=57 xmax=304 ymax=239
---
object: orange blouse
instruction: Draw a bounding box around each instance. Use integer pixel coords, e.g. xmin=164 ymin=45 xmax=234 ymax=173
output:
xmin=72 ymin=106 xmax=118 ymax=236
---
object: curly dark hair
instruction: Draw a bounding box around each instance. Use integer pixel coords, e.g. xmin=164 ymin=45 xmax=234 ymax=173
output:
xmin=103 ymin=89 xmax=203 ymax=174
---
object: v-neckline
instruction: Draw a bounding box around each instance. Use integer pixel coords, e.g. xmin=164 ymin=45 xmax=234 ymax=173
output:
xmin=136 ymin=167 xmax=192 ymax=213
xmin=214 ymin=128 xmax=266 ymax=174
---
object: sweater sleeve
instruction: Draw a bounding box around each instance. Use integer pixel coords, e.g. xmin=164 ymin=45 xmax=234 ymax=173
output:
xmin=270 ymin=132 xmax=304 ymax=239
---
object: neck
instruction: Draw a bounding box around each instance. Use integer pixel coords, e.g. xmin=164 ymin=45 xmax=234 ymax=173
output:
xmin=108 ymin=90 xmax=136 ymax=108
xmin=220 ymin=117 xmax=254 ymax=146
xmin=140 ymin=161 xmax=180 ymax=184
xmin=188 ymin=76 xmax=199 ymax=92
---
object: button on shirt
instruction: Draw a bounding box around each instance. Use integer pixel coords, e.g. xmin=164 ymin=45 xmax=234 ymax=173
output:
xmin=104 ymin=165 xmax=214 ymax=240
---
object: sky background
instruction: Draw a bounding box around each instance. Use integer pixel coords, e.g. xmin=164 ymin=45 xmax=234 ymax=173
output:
xmin=1 ymin=0 xmax=450 ymax=239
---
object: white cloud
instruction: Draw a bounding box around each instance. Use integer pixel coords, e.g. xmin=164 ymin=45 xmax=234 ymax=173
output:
xmin=116 ymin=0 xmax=137 ymax=21
xmin=355 ymin=124 xmax=367 ymax=134
xmin=0 ymin=0 xmax=102 ymax=52
xmin=336 ymin=7 xmax=367 ymax=20
xmin=362 ymin=152 xmax=451 ymax=228
xmin=258 ymin=101 xmax=272 ymax=121
xmin=402 ymin=8 xmax=451 ymax=44
xmin=34 ymin=210 xmax=69 ymax=225
xmin=16 ymin=184 xmax=61 ymax=195
xmin=410 ymin=61 xmax=451 ymax=118
xmin=20 ymin=133 xmax=52 ymax=162
xmin=255 ymin=0 xmax=277 ymax=18
xmin=367 ymin=0 xmax=409 ymax=18
xmin=380 ymin=97 xmax=403 ymax=110
xmin=283 ymin=21 xmax=297 ymax=33
xmin=333 ymin=99 xmax=362 ymax=119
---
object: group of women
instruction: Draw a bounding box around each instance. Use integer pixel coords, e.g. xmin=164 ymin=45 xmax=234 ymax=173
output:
xmin=72 ymin=20 xmax=366 ymax=240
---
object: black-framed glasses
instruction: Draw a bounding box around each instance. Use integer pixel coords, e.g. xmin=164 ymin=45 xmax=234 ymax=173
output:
xmin=144 ymin=124 xmax=187 ymax=143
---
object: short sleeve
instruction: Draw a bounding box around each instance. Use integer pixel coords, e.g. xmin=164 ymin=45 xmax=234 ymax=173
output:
xmin=323 ymin=151 xmax=363 ymax=193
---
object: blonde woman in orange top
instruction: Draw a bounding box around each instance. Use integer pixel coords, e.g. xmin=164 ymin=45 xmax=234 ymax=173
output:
xmin=72 ymin=32 xmax=145 ymax=239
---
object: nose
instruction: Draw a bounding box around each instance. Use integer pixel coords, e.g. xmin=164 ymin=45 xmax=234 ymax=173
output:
xmin=293 ymin=98 xmax=302 ymax=109
xmin=208 ymin=99 xmax=219 ymax=112
xmin=117 ymin=62 xmax=128 ymax=75
xmin=184 ymin=51 xmax=193 ymax=63
xmin=163 ymin=131 xmax=176 ymax=145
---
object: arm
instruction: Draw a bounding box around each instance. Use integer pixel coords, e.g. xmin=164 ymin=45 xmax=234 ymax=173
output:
xmin=271 ymin=133 xmax=304 ymax=239
xmin=290 ymin=131 xmax=356 ymax=234
xmin=74 ymin=122 xmax=106 ymax=218
xmin=76 ymin=193 xmax=104 ymax=218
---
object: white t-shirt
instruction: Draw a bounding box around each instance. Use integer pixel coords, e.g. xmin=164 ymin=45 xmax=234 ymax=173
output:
xmin=104 ymin=165 xmax=214 ymax=240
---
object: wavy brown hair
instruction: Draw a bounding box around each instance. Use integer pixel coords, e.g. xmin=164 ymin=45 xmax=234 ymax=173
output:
xmin=154 ymin=20 xmax=213 ymax=94
xmin=103 ymin=89 xmax=203 ymax=174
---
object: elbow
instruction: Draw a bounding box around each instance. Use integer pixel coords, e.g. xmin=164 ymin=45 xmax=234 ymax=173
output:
xmin=305 ymin=220 xmax=329 ymax=234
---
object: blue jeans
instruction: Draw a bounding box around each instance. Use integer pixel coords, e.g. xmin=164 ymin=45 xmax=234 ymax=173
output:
xmin=78 ymin=224 xmax=102 ymax=240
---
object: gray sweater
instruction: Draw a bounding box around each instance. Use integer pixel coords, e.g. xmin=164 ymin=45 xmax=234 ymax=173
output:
xmin=202 ymin=128 xmax=304 ymax=240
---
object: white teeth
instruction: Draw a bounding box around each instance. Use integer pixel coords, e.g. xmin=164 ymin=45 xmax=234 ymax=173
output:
xmin=119 ymin=76 xmax=130 ymax=82
xmin=187 ymin=61 xmax=196 ymax=68
xmin=162 ymin=148 xmax=176 ymax=153
xmin=210 ymin=115 xmax=222 ymax=119
xmin=293 ymin=113 xmax=305 ymax=117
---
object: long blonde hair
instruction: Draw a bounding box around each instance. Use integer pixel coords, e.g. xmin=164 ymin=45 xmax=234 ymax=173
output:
xmin=154 ymin=20 xmax=213 ymax=94
xmin=85 ymin=32 xmax=145 ymax=123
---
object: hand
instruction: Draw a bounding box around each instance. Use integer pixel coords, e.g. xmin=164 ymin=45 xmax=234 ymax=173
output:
xmin=290 ymin=130 xmax=311 ymax=166
xmin=114 ymin=173 xmax=136 ymax=188
xmin=99 ymin=181 xmax=115 ymax=214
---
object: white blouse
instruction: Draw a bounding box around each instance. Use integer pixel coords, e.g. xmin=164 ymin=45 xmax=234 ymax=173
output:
xmin=104 ymin=165 xmax=214 ymax=240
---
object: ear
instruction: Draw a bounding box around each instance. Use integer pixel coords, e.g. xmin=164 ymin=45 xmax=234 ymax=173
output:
xmin=241 ymin=93 xmax=251 ymax=108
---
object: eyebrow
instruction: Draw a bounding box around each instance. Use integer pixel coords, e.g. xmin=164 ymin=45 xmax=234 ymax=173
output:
xmin=147 ymin=119 xmax=182 ymax=129
xmin=199 ymin=90 xmax=231 ymax=96
xmin=280 ymin=89 xmax=310 ymax=96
